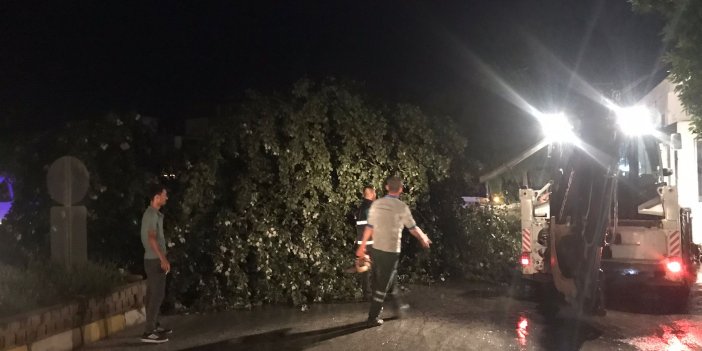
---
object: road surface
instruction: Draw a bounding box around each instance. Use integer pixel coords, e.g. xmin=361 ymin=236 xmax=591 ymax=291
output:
xmin=83 ymin=274 xmax=702 ymax=350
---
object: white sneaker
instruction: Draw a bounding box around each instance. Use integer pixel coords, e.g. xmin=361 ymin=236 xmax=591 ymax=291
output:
xmin=141 ymin=331 xmax=169 ymax=343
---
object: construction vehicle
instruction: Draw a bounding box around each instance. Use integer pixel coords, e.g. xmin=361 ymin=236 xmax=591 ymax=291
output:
xmin=481 ymin=103 xmax=696 ymax=314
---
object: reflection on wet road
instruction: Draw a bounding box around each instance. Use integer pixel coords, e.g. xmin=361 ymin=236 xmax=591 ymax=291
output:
xmin=516 ymin=315 xmax=528 ymax=349
xmin=622 ymin=320 xmax=701 ymax=351
xmin=607 ymin=271 xmax=702 ymax=350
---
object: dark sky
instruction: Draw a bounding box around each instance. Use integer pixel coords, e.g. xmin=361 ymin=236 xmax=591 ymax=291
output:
xmin=0 ymin=0 xmax=664 ymax=156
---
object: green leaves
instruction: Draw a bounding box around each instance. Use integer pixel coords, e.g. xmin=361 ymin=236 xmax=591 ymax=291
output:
xmin=168 ymin=80 xmax=468 ymax=308
xmin=1 ymin=79 xmax=521 ymax=312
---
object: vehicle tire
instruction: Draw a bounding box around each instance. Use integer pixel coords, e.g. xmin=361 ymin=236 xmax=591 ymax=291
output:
xmin=664 ymin=286 xmax=690 ymax=314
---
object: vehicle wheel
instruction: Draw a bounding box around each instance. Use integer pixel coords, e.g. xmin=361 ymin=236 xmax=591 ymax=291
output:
xmin=664 ymin=287 xmax=690 ymax=314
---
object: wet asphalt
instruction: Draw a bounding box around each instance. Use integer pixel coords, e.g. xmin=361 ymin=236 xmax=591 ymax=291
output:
xmin=82 ymin=272 xmax=702 ymax=351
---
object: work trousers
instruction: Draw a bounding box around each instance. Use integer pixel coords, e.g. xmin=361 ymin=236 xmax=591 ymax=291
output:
xmin=368 ymin=248 xmax=403 ymax=319
xmin=355 ymin=244 xmax=373 ymax=299
xmin=144 ymin=259 xmax=166 ymax=333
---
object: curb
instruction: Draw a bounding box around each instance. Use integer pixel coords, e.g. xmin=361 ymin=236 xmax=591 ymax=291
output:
xmin=18 ymin=307 xmax=145 ymax=351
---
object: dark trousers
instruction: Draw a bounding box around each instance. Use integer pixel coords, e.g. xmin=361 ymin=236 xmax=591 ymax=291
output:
xmin=144 ymin=259 xmax=166 ymax=333
xmin=359 ymin=270 xmax=372 ymax=300
xmin=368 ymin=248 xmax=403 ymax=319
xmin=355 ymin=244 xmax=373 ymax=299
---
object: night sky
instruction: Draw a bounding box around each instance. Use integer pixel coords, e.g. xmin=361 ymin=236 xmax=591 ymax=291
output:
xmin=0 ymin=0 xmax=664 ymax=158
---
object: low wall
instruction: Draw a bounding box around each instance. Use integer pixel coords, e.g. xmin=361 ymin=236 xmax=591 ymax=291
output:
xmin=0 ymin=280 xmax=146 ymax=351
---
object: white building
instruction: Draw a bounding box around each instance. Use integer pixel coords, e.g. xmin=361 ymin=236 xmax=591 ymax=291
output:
xmin=637 ymin=78 xmax=702 ymax=243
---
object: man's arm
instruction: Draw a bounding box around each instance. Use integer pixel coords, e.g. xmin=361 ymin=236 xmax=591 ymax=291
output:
xmin=402 ymin=204 xmax=430 ymax=249
xmin=356 ymin=226 xmax=374 ymax=257
xmin=148 ymin=230 xmax=170 ymax=273
xmin=409 ymin=226 xmax=431 ymax=249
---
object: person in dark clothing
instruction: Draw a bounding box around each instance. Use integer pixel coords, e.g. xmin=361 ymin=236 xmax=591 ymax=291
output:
xmin=354 ymin=185 xmax=376 ymax=300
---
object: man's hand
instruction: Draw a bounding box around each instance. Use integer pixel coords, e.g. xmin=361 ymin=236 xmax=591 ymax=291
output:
xmin=160 ymin=258 xmax=171 ymax=273
xmin=356 ymin=245 xmax=366 ymax=258
xmin=410 ymin=227 xmax=431 ymax=249
xmin=356 ymin=226 xmax=373 ymax=258
xmin=419 ymin=235 xmax=432 ymax=249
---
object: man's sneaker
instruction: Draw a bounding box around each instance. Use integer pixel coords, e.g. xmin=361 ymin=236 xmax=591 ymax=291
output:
xmin=154 ymin=326 xmax=173 ymax=335
xmin=366 ymin=317 xmax=383 ymax=327
xmin=141 ymin=331 xmax=169 ymax=343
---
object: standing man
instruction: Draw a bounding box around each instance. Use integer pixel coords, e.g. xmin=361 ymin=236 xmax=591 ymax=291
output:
xmin=140 ymin=184 xmax=173 ymax=343
xmin=355 ymin=185 xmax=376 ymax=300
xmin=356 ymin=176 xmax=431 ymax=326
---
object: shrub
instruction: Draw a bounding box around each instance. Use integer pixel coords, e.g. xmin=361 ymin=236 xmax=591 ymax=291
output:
xmin=442 ymin=206 xmax=521 ymax=282
xmin=0 ymin=260 xmax=127 ymax=318
xmin=0 ymin=114 xmax=165 ymax=272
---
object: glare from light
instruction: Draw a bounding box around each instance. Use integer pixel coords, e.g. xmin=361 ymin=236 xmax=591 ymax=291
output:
xmin=666 ymin=260 xmax=682 ymax=274
xmin=516 ymin=316 xmax=529 ymax=346
xmin=518 ymin=318 xmax=528 ymax=330
xmin=520 ymin=253 xmax=530 ymax=266
xmin=611 ymin=105 xmax=657 ymax=137
xmin=537 ymin=112 xmax=575 ymax=143
xmin=492 ymin=196 xmax=503 ymax=204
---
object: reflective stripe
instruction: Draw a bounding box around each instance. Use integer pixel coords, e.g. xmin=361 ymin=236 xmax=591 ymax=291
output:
xmin=357 ymin=241 xmax=373 ymax=245
xmin=668 ymin=231 xmax=681 ymax=257
xmin=373 ymin=296 xmax=384 ymax=302
xmin=356 ymin=220 xmax=368 ymax=225
xmin=522 ymin=229 xmax=531 ymax=253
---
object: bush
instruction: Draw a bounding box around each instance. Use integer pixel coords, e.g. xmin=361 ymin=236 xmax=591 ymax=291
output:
xmin=0 ymin=260 xmax=127 ymax=318
xmin=442 ymin=206 xmax=521 ymax=282
xmin=0 ymin=113 xmax=165 ymax=272
xmin=161 ymin=80 xmax=465 ymax=310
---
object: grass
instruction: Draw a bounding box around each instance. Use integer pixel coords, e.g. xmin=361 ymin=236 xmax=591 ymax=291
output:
xmin=0 ymin=260 xmax=128 ymax=318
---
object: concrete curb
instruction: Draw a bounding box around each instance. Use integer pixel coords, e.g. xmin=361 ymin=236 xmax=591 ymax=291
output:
xmin=11 ymin=307 xmax=145 ymax=351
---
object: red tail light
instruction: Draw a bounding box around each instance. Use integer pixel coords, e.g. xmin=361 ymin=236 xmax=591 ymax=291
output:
xmin=666 ymin=258 xmax=683 ymax=273
xmin=520 ymin=252 xmax=530 ymax=266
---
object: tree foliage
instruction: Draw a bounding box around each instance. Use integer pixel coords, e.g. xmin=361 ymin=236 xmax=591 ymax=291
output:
xmin=166 ymin=80 xmax=462 ymax=309
xmin=0 ymin=80 xmax=520 ymax=311
xmin=0 ymin=114 xmax=164 ymax=269
xmin=630 ymin=0 xmax=702 ymax=134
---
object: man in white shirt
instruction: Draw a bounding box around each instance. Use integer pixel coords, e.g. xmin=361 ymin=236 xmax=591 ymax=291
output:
xmin=356 ymin=176 xmax=431 ymax=326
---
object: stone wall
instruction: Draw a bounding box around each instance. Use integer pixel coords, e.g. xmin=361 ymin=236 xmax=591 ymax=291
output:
xmin=0 ymin=280 xmax=146 ymax=351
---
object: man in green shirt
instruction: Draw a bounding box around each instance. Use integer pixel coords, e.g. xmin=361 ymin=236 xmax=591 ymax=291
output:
xmin=140 ymin=184 xmax=172 ymax=344
xmin=356 ymin=176 xmax=431 ymax=327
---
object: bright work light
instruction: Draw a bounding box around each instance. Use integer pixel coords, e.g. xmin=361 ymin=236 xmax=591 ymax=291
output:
xmin=537 ymin=112 xmax=575 ymax=143
xmin=612 ymin=105 xmax=657 ymax=136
